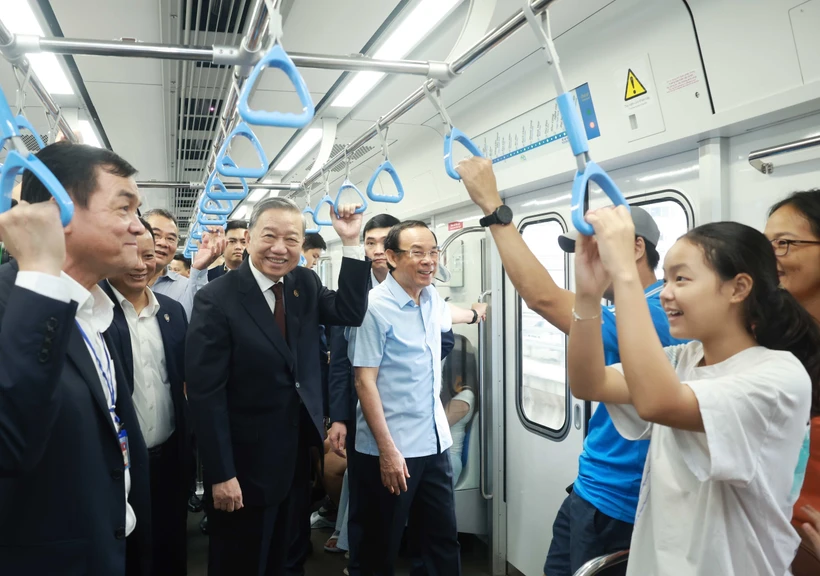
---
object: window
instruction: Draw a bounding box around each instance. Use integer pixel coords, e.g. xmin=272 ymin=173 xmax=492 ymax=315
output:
xmin=633 ymin=196 xmax=692 ymax=280
xmin=518 ymin=217 xmax=568 ymax=434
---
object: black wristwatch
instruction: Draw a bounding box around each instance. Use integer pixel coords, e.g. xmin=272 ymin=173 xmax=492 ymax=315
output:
xmin=479 ymin=205 xmax=513 ymax=227
xmin=469 ymin=309 xmax=478 ymax=324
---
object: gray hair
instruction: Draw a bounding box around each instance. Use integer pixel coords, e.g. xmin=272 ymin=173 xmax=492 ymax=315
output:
xmin=249 ymin=196 xmax=305 ymax=233
xmin=143 ymin=208 xmax=178 ymax=228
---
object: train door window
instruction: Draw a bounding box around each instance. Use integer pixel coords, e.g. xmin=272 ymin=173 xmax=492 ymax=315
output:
xmin=632 ymin=196 xmax=692 ymax=280
xmin=518 ymin=216 xmax=568 ymax=435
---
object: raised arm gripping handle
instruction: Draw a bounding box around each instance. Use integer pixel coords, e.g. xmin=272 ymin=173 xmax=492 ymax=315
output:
xmin=14 ymin=115 xmax=45 ymax=150
xmin=238 ymin=44 xmax=315 ymax=129
xmin=303 ymin=206 xmax=320 ymax=234
xmin=312 ymin=193 xmax=336 ymax=227
xmin=205 ymin=169 xmax=249 ymax=202
xmin=0 ymin=151 xmax=74 ymax=226
xmin=570 ymin=161 xmax=630 ymax=236
xmin=444 ymin=127 xmax=484 ymax=181
xmin=215 ymin=122 xmax=269 ymax=179
xmin=199 ymin=194 xmax=235 ymax=216
xmin=333 ymin=178 xmax=367 ymax=215
xmin=366 ymin=161 xmax=404 ymax=203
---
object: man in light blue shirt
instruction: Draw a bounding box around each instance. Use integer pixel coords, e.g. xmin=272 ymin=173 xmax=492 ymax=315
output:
xmin=352 ymin=220 xmax=477 ymax=576
xmin=144 ymin=208 xmax=224 ymax=319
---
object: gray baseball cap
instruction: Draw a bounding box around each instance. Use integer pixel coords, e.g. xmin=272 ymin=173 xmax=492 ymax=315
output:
xmin=558 ymin=206 xmax=660 ymax=253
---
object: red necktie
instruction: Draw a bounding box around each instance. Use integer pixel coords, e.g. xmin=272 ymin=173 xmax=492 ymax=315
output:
xmin=272 ymin=283 xmax=287 ymax=341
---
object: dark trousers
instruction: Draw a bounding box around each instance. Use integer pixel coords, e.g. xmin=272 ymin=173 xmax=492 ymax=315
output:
xmin=358 ymin=450 xmax=460 ymax=576
xmin=346 ymin=420 xmax=363 ymax=576
xmin=206 ymin=412 xmax=312 ymax=576
xmin=543 ymin=490 xmax=632 ymax=576
xmin=148 ymin=433 xmax=188 ymax=576
xmin=285 ymin=409 xmax=313 ymax=576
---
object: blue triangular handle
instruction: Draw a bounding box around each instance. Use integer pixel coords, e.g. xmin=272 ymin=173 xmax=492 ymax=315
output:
xmin=367 ymin=160 xmax=404 ymax=203
xmin=238 ymin=44 xmax=315 ymax=129
xmin=303 ymin=206 xmax=320 ymax=234
xmin=14 ymin=116 xmax=44 ymax=150
xmin=444 ymin=127 xmax=484 ymax=181
xmin=216 ymin=122 xmax=269 ymax=179
xmin=0 ymin=150 xmax=74 ymax=226
xmin=198 ymin=211 xmax=228 ymax=228
xmin=334 ymin=178 xmax=367 ymax=215
xmin=183 ymin=241 xmax=197 ymax=259
xmin=189 ymin=223 xmax=203 ymax=241
xmin=299 ymin=254 xmax=308 ymax=267
xmin=199 ymin=194 xmax=234 ymax=216
xmin=205 ymin=170 xmax=248 ymax=202
xmin=570 ymin=160 xmax=630 ymax=236
xmin=313 ymin=194 xmax=336 ymax=227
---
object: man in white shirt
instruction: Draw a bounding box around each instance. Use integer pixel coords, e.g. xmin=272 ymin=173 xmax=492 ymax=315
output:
xmin=0 ymin=142 xmax=151 ymax=576
xmin=104 ymin=219 xmax=189 ymax=576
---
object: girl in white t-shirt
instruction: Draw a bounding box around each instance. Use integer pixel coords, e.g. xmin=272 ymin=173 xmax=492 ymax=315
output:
xmin=568 ymin=207 xmax=820 ymax=576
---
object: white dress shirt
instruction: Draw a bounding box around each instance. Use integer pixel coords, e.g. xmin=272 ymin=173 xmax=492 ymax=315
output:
xmin=108 ymin=283 xmax=175 ymax=449
xmin=248 ymin=246 xmax=365 ymax=315
xmin=15 ymin=271 xmax=137 ymax=537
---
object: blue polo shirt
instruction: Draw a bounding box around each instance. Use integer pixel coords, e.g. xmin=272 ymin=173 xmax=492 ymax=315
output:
xmin=572 ymin=280 xmax=687 ymax=523
xmin=350 ymin=273 xmax=453 ymax=458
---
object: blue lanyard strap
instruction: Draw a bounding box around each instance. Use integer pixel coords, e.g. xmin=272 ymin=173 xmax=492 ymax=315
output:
xmin=75 ymin=321 xmax=118 ymax=420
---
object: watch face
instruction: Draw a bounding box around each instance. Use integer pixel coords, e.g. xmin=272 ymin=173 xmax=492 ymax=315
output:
xmin=496 ymin=205 xmax=513 ymax=224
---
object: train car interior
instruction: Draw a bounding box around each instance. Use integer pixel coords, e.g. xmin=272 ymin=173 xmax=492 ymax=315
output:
xmin=1 ymin=0 xmax=820 ymax=574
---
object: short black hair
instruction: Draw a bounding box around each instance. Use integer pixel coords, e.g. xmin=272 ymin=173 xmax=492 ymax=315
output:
xmin=384 ymin=221 xmax=437 ymax=271
xmin=226 ymin=219 xmax=248 ymax=233
xmin=172 ymin=253 xmax=191 ymax=270
xmin=21 ymin=142 xmax=137 ymax=209
xmin=139 ymin=217 xmax=154 ymax=240
xmin=641 ymin=237 xmax=660 ymax=271
xmin=143 ymin=208 xmax=178 ymax=228
xmin=303 ymin=233 xmax=327 ymax=251
xmin=363 ymin=213 xmax=401 ymax=241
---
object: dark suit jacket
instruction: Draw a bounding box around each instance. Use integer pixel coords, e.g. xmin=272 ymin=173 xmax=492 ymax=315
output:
xmin=100 ymin=281 xmax=190 ymax=486
xmin=186 ymin=256 xmax=371 ymax=507
xmin=0 ymin=263 xmax=151 ymax=576
xmin=327 ymin=275 xmax=456 ymax=425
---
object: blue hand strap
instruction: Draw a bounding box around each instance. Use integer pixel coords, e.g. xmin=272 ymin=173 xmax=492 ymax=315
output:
xmin=197 ymin=212 xmax=228 ymax=228
xmin=313 ymin=194 xmax=336 ymax=227
xmin=14 ymin=115 xmax=44 ymax=150
xmin=215 ymin=121 xmax=269 ymax=179
xmin=0 ymin=90 xmax=73 ymax=226
xmin=444 ymin=127 xmax=484 ymax=181
xmin=334 ymin=178 xmax=367 ymax=215
xmin=299 ymin=254 xmax=307 ymax=267
xmin=199 ymin=194 xmax=234 ymax=216
xmin=570 ymin=161 xmax=630 ymax=236
xmin=0 ymin=151 xmax=74 ymax=226
xmin=367 ymin=161 xmax=404 ymax=203
xmin=189 ymin=223 xmax=203 ymax=240
xmin=183 ymin=245 xmax=196 ymax=259
xmin=303 ymin=206 xmax=320 ymax=234
xmin=205 ymin=169 xmax=249 ymax=202
xmin=238 ymin=44 xmax=315 ymax=129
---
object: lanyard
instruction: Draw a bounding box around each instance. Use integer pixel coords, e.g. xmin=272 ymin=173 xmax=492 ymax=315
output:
xmin=75 ymin=320 xmax=119 ymax=424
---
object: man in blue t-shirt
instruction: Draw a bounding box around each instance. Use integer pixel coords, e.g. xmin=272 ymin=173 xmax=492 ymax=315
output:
xmin=456 ymin=158 xmax=686 ymax=576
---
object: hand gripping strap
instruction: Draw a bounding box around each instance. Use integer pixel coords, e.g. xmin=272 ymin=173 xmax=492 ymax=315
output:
xmin=444 ymin=127 xmax=484 ymax=181
xmin=570 ymin=160 xmax=630 ymax=236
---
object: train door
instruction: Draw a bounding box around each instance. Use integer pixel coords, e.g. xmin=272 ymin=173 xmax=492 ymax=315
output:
xmin=503 ymin=191 xmax=694 ymax=576
xmin=436 ymin=223 xmax=505 ymax=574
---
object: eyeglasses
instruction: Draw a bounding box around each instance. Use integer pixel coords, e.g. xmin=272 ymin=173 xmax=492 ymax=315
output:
xmin=393 ymin=248 xmax=441 ymax=260
xmin=771 ymin=238 xmax=820 ymax=256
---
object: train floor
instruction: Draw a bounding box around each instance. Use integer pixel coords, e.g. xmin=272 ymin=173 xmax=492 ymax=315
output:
xmin=186 ymin=511 xmax=492 ymax=575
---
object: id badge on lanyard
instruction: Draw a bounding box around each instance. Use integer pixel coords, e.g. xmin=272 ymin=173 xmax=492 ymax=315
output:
xmin=118 ymin=425 xmax=131 ymax=470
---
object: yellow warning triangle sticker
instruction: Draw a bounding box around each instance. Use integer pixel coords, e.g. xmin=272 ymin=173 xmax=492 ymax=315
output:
xmin=625 ymin=69 xmax=647 ymax=101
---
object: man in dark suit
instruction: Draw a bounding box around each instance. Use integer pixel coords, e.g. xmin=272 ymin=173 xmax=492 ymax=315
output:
xmin=186 ymin=197 xmax=371 ymax=576
xmin=0 ymin=142 xmax=151 ymax=575
xmin=103 ymin=219 xmax=189 ymax=576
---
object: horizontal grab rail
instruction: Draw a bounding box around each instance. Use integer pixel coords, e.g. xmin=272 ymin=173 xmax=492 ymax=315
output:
xmin=749 ymin=135 xmax=820 ymax=174
xmin=572 ymin=550 xmax=629 ymax=576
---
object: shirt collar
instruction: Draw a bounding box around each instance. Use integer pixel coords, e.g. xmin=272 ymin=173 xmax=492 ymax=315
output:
xmin=384 ymin=272 xmax=429 ymax=309
xmin=370 ymin=270 xmax=381 ymax=288
xmin=248 ymin=256 xmax=283 ymax=294
xmin=645 ymin=279 xmax=664 ymax=298
xmin=107 ymin=281 xmax=161 ymax=318
xmin=63 ymin=272 xmax=114 ymax=333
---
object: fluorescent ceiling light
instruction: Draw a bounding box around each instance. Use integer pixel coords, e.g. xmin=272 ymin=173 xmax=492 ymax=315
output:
xmin=0 ymin=0 xmax=74 ymax=95
xmin=78 ymin=120 xmax=101 ymax=148
xmin=331 ymin=0 xmax=461 ymax=108
xmin=249 ymin=189 xmax=268 ymax=202
xmin=273 ymin=128 xmax=323 ymax=172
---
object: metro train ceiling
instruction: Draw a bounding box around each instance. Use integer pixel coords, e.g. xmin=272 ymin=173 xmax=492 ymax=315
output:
xmin=0 ymin=0 xmax=613 ymax=235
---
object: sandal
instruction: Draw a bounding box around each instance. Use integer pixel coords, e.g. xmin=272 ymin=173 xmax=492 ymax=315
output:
xmin=324 ymin=531 xmax=345 ymax=553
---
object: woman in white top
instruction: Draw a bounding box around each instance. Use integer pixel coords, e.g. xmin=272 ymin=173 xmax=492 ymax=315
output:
xmin=567 ymin=207 xmax=820 ymax=576
xmin=445 ymin=383 xmax=476 ymax=487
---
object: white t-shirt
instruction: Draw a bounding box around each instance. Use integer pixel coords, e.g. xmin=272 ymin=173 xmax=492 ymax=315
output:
xmin=607 ymin=342 xmax=811 ymax=576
